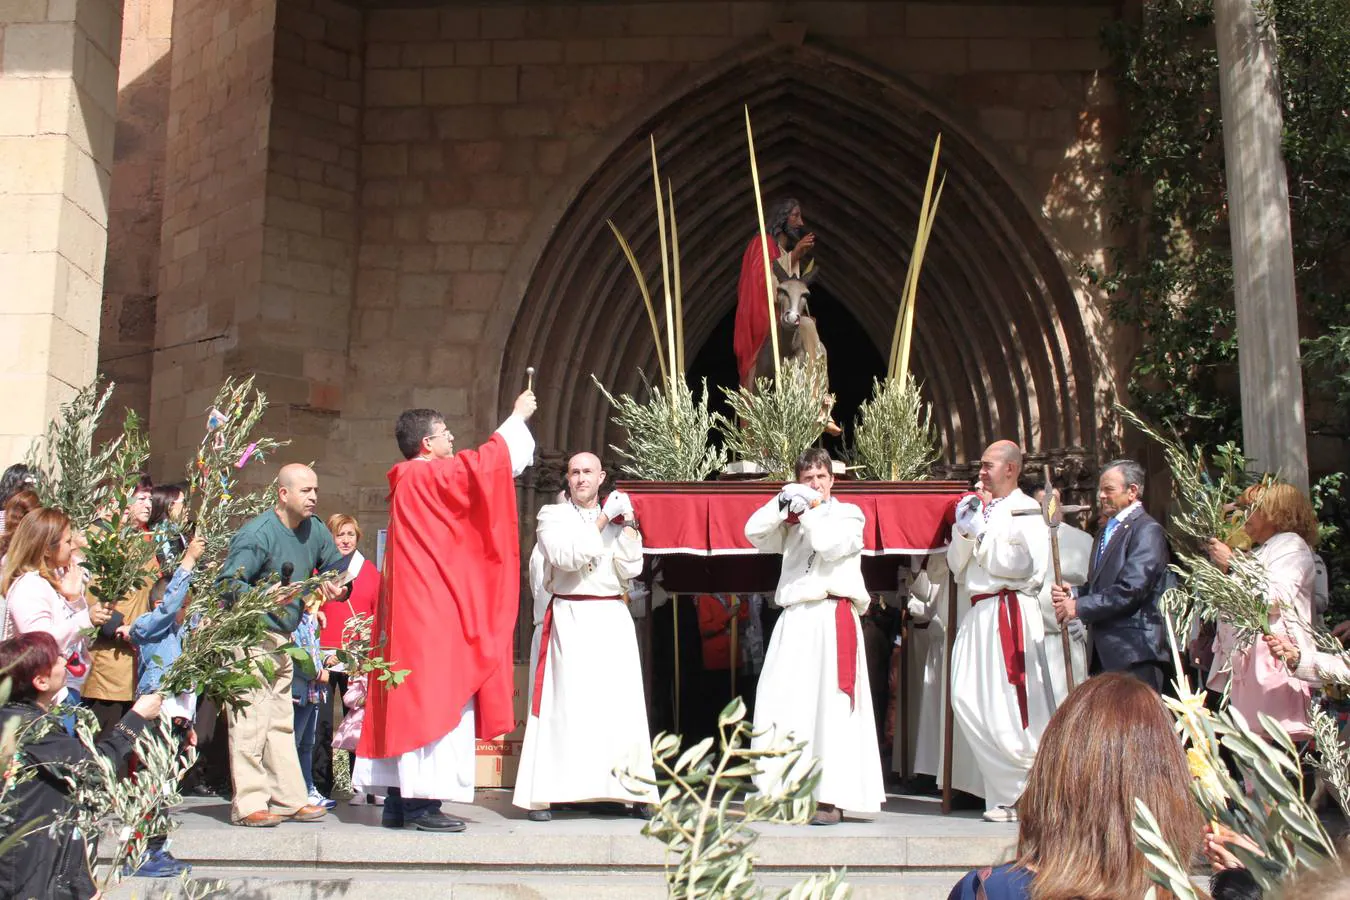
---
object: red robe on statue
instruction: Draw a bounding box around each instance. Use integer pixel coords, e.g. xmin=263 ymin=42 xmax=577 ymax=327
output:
xmin=733 ymin=234 xmax=782 ymax=388
xmin=358 ymin=435 xmax=521 ymax=760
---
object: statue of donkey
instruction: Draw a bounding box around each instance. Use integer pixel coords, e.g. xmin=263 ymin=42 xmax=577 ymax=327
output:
xmin=746 ymin=260 xmax=840 ymax=434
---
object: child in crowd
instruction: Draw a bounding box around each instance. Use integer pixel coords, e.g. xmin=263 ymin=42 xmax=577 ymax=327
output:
xmin=292 ymin=606 xmax=334 ymax=810
xmin=128 ymin=532 xmax=206 ymax=879
xmin=332 ymin=672 xmax=376 ymax=805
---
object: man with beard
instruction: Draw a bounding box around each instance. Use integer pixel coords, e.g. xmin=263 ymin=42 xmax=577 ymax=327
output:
xmin=734 ymin=199 xmax=840 ymax=435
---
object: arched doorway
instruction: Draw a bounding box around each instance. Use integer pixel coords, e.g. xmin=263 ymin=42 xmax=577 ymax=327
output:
xmin=486 ymin=38 xmax=1105 ymax=474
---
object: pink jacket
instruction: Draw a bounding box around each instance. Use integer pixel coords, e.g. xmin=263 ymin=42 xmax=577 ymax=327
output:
xmin=4 ymin=571 xmax=92 ymax=653
xmin=332 ymin=674 xmax=367 ymax=751
xmin=1214 ymin=533 xmax=1316 ymax=740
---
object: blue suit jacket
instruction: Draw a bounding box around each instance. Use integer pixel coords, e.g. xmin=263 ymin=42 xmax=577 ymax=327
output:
xmin=1076 ymin=506 xmax=1170 ymax=671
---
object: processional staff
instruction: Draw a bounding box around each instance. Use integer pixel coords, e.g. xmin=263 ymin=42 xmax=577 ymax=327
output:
xmin=1012 ymin=464 xmax=1088 ymax=692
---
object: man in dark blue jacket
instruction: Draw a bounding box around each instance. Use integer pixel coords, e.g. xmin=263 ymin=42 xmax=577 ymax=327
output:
xmin=1050 ymin=459 xmax=1171 ymax=691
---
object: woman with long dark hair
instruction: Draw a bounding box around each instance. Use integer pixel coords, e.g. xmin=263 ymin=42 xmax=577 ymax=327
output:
xmin=148 ymin=482 xmax=189 ymax=571
xmin=948 ymin=673 xmax=1204 ymax=900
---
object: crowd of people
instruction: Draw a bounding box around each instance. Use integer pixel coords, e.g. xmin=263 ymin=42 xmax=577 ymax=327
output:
xmin=0 ymin=460 xmax=383 ymax=884
xmin=0 ymin=397 xmax=1345 ymax=900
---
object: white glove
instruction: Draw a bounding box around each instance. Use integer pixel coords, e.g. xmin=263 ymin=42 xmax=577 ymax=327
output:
xmin=778 ymin=483 xmax=821 ymax=515
xmin=602 ymin=490 xmax=634 ymax=525
xmin=953 ymin=495 xmax=986 ymax=540
xmin=906 ymin=597 xmax=929 ymax=621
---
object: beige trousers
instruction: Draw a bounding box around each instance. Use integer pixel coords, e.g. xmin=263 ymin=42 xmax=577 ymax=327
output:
xmin=227 ymin=633 xmax=308 ymax=820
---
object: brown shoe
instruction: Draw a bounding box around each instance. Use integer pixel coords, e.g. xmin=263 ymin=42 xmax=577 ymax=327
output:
xmin=235 ymin=811 xmax=283 ymax=827
xmin=286 ymin=804 xmax=328 ymax=822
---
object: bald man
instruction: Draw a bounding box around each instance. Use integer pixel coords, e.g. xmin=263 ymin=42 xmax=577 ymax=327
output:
xmin=218 ymin=463 xmax=346 ymax=826
xmin=946 ymin=441 xmax=1054 ymax=823
xmin=512 ymin=453 xmax=657 ymax=820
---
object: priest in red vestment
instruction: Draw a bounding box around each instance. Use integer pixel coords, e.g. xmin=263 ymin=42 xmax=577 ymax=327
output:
xmin=354 ymin=390 xmax=536 ymax=832
xmin=733 ymin=197 xmax=815 ymax=389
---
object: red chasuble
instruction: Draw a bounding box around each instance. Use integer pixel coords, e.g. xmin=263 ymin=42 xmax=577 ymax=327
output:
xmin=733 ymin=235 xmax=782 ymax=388
xmin=358 ymin=435 xmax=520 ymax=759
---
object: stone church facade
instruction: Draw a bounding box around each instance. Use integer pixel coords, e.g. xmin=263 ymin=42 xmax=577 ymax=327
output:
xmin=3 ymin=0 xmax=1127 ymax=539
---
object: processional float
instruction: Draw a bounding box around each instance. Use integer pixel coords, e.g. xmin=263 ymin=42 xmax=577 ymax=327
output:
xmin=591 ymin=110 xmax=970 ymax=812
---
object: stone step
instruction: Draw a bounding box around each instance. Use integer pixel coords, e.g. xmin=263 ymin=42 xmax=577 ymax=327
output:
xmin=105 ymin=791 xmax=1013 ymax=899
xmin=118 ymin=868 xmax=963 ymax=900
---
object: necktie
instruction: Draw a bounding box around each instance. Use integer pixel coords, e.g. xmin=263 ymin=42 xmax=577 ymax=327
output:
xmin=1096 ymin=517 xmax=1120 ymax=565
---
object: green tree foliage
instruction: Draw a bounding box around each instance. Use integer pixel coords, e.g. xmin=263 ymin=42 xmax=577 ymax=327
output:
xmin=1100 ymin=0 xmax=1350 ymax=620
xmin=1097 ymin=0 xmax=1237 ymax=448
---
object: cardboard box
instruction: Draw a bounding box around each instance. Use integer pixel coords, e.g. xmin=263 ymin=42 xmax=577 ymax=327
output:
xmin=474 ymin=662 xmax=529 ymax=788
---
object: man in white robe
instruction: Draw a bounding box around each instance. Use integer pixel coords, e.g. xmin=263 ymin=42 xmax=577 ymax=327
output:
xmin=745 ymin=448 xmax=885 ymax=825
xmin=513 ymin=453 xmax=657 ymax=820
xmin=948 ymin=440 xmax=1053 ymax=823
xmin=904 ymin=553 xmax=983 ymax=797
xmin=525 ymin=490 xmax=568 ymax=715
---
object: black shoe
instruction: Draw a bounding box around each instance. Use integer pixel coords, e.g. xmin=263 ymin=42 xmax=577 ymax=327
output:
xmin=406 ymin=811 xmax=466 ymax=833
xmin=586 ymin=801 xmax=629 ymax=817
xmin=950 ymin=790 xmax=986 ymax=811
xmin=526 ymin=808 xmax=552 ymax=822
xmin=810 ymin=804 xmax=841 ymax=826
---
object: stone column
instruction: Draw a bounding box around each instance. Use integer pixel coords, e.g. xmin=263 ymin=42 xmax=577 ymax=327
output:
xmin=0 ymin=0 xmax=122 ymax=464
xmin=1214 ymin=0 xmax=1309 ymax=489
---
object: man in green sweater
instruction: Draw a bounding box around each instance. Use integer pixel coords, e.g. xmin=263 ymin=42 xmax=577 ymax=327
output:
xmin=219 ymin=463 xmax=345 ymax=826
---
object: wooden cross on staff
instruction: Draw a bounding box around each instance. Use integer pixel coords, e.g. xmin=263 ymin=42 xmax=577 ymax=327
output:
xmin=1012 ymin=464 xmax=1088 ymax=692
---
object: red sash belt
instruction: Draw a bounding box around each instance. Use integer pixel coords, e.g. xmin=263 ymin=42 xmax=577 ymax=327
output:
xmin=829 ymin=596 xmax=858 ymax=710
xmin=970 ymin=589 xmax=1028 ymax=729
xmin=531 ymin=593 xmax=623 ymax=717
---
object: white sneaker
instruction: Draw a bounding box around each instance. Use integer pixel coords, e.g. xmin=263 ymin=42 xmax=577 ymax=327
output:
xmin=981 ymin=806 xmax=1018 ymax=823
xmin=308 ymin=789 xmax=337 ymax=810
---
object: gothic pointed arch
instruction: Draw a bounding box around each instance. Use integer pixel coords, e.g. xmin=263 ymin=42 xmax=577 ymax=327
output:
xmin=477 ymin=35 xmax=1108 ymax=469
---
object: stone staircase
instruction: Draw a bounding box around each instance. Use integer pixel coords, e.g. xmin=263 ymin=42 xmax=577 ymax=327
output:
xmin=113 ymin=791 xmax=1016 ymax=899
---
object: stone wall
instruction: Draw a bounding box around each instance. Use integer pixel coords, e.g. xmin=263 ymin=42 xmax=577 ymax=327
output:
xmin=98 ymin=0 xmax=173 ymax=442
xmin=149 ymin=0 xmax=364 ymax=494
xmin=250 ymin=0 xmax=363 ymax=507
xmin=0 ymin=0 xmax=122 ymax=465
xmin=149 ymin=0 xmax=276 ymax=472
xmin=340 ymin=0 xmax=1114 ymax=527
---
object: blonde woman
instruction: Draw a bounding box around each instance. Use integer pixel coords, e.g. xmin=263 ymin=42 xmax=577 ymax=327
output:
xmin=0 ymin=508 xmax=111 ymax=705
xmin=1207 ymin=481 xmax=1320 ymax=740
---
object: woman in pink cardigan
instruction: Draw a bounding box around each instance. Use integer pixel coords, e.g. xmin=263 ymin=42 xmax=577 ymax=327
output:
xmin=1206 ymin=482 xmax=1320 ymax=740
xmin=0 ymin=508 xmax=111 ymax=705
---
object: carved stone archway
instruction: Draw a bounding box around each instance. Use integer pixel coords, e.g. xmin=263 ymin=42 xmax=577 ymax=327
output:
xmin=481 ymin=37 xmax=1107 ymax=478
